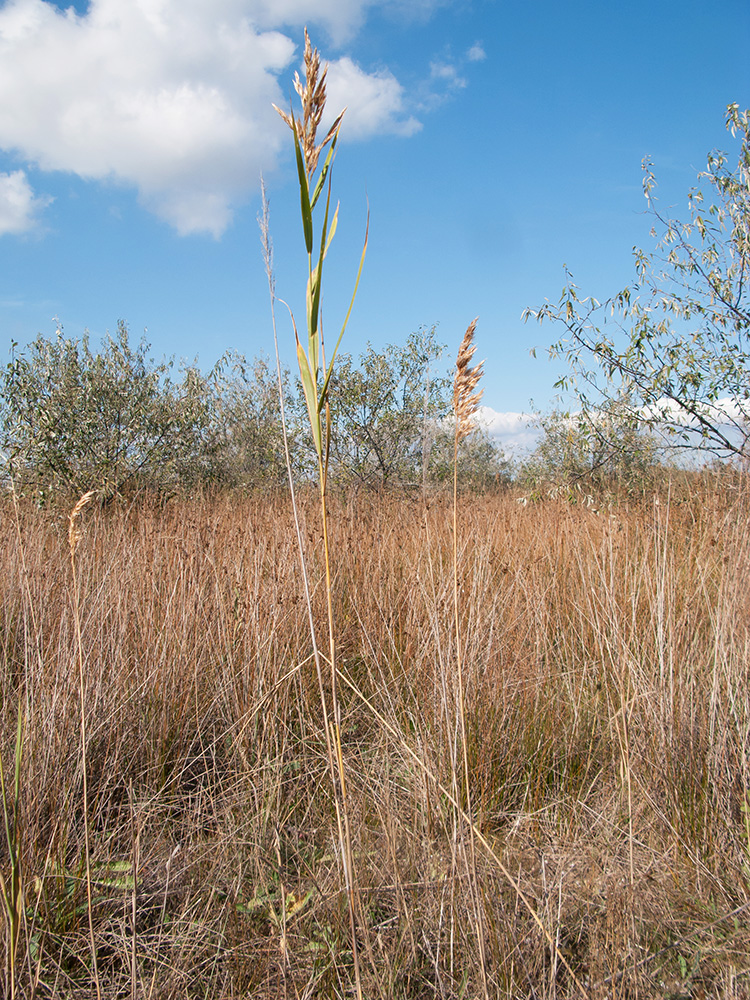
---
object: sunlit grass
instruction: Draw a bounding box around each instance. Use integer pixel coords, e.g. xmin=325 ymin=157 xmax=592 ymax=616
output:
xmin=1 ymin=476 xmax=749 ymax=997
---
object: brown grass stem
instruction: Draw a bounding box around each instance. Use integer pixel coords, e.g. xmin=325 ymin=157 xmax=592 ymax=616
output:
xmin=68 ymin=490 xmax=101 ymax=1000
xmin=4 ymin=450 xmax=750 ymax=996
xmin=453 ymin=319 xmax=489 ymax=999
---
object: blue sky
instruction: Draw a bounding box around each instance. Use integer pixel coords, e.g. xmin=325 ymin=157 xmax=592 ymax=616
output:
xmin=0 ymin=0 xmax=748 ymax=450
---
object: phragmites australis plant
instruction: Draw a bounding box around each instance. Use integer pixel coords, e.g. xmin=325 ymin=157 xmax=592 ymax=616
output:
xmin=447 ymin=325 xmax=587 ymax=996
xmin=266 ymin=27 xmax=368 ymax=999
xmin=451 ymin=320 xmax=489 ymax=996
xmin=69 ymin=491 xmax=102 ymax=1000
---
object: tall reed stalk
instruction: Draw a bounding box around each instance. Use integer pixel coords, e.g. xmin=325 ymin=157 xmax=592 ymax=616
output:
xmin=0 ymin=488 xmax=33 ymax=1000
xmin=451 ymin=320 xmax=489 ymax=997
xmin=270 ymin=29 xmax=368 ymax=998
xmin=69 ymin=491 xmax=102 ymax=1000
xmin=0 ymin=702 xmax=24 ymax=1000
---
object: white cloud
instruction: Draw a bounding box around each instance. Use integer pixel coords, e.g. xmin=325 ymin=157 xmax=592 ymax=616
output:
xmin=246 ymin=0 xmax=447 ymax=45
xmin=641 ymin=395 xmax=748 ymax=426
xmin=325 ymin=56 xmax=421 ymax=138
xmin=466 ymin=42 xmax=485 ymax=61
xmin=0 ymin=0 xmax=435 ymax=236
xmin=0 ymin=169 xmax=51 ymax=234
xmin=477 ymin=406 xmax=539 ymax=454
xmin=429 ymin=60 xmax=466 ymax=89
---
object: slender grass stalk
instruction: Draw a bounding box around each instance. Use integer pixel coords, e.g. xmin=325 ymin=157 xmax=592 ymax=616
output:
xmin=259 ymin=178 xmax=325 ymax=696
xmin=452 ymin=320 xmax=489 ymax=998
xmin=128 ymin=780 xmax=139 ymax=1000
xmin=271 ymin=29 xmax=368 ymax=998
xmin=259 ymin=182 xmax=349 ymax=953
xmin=334 ymin=662 xmax=590 ymax=997
xmin=0 ymin=702 xmax=24 ymax=1000
xmin=0 ymin=484 xmax=35 ymax=1000
xmin=68 ymin=491 xmax=102 ymax=1000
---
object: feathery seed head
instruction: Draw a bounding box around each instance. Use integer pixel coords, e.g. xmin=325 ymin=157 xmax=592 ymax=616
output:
xmin=273 ymin=28 xmax=344 ymax=179
xmin=454 ymin=318 xmax=484 ymax=440
xmin=69 ymin=490 xmax=95 ymax=558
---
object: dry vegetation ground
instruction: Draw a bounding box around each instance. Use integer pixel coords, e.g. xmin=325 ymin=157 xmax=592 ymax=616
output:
xmin=2 ymin=477 xmax=750 ymax=998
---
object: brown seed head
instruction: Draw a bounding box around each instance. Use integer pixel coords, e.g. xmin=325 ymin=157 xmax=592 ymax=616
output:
xmin=69 ymin=490 xmax=95 ymax=558
xmin=273 ymin=28 xmax=345 ymax=178
xmin=453 ymin=318 xmax=484 ymax=440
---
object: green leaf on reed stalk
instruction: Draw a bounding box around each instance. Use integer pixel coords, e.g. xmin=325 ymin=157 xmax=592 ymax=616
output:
xmin=296 ymin=340 xmax=322 ymax=457
xmin=310 ymin=128 xmax=339 ymax=210
xmin=292 ymin=121 xmax=314 ymax=255
xmin=306 ymin=265 xmax=321 ymax=358
xmin=306 ymin=180 xmax=333 ymax=358
xmin=324 ymin=202 xmax=339 ymax=259
xmin=319 ymin=208 xmax=369 ymax=403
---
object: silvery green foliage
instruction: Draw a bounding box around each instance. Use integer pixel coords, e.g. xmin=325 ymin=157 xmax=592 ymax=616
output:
xmin=325 ymin=326 xmax=450 ymax=488
xmin=428 ymin=423 xmax=511 ymax=492
xmin=0 ymin=321 xmax=507 ymax=498
xmin=1 ymin=321 xmax=211 ymax=498
xmin=526 ymin=104 xmax=750 ymax=461
xmin=324 ymin=326 xmax=507 ymax=490
xmin=0 ymin=326 xmax=304 ymax=498
xmin=516 ymin=399 xmax=660 ymax=493
xmin=199 ymin=352 xmax=298 ymax=488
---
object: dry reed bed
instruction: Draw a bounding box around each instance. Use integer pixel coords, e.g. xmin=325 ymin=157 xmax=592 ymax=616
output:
xmin=1 ymin=483 xmax=750 ymax=998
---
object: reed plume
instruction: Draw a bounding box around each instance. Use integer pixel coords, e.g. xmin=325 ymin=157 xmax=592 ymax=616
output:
xmin=452 ymin=318 xmax=489 ymax=997
xmin=274 ymin=27 xmax=344 ymax=179
xmin=453 ymin=318 xmax=484 ymax=440
xmin=68 ymin=490 xmax=95 ymax=557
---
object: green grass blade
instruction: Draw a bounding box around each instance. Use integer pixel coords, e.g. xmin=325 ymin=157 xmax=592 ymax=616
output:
xmin=323 ymin=398 xmax=332 ymax=481
xmin=297 ymin=341 xmax=322 ymax=458
xmin=0 ymin=754 xmax=11 ymax=916
xmin=310 ymin=129 xmax=339 ymax=210
xmin=13 ymin=701 xmax=23 ymax=805
xmin=307 ymin=181 xmax=333 ymax=360
xmin=324 ymin=202 xmax=339 ymax=259
xmin=292 ymin=122 xmax=314 ymax=255
xmin=319 ymin=206 xmax=369 ymax=404
xmin=306 ymin=264 xmax=321 ymax=369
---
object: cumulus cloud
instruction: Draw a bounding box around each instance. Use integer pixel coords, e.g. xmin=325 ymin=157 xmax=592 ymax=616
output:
xmin=0 ymin=169 xmax=51 ymax=234
xmin=325 ymin=57 xmax=420 ymax=138
xmin=247 ymin=0 xmax=446 ymax=45
xmin=466 ymin=42 xmax=486 ymax=61
xmin=477 ymin=406 xmax=539 ymax=454
xmin=641 ymin=395 xmax=749 ymax=426
xmin=0 ymin=0 xmax=438 ymax=236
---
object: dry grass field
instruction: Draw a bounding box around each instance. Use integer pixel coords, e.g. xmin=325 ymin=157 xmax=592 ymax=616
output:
xmin=2 ymin=476 xmax=750 ymax=998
